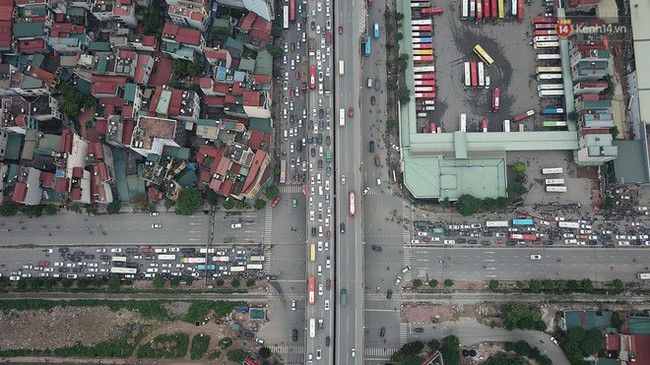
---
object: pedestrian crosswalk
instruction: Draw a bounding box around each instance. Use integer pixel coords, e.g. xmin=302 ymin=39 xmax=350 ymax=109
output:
xmin=402 ymin=202 xmax=411 ymax=243
xmin=403 ymin=246 xmax=412 ymax=282
xmin=270 ymin=345 xmax=304 ymax=354
xmin=279 ymin=185 xmax=303 ymax=193
xmin=399 ymin=324 xmax=408 ymax=346
xmin=365 ymin=347 xmax=396 ymax=357
xmin=365 ymin=188 xmax=394 ymax=196
xmin=263 ymin=205 xmax=273 ymax=246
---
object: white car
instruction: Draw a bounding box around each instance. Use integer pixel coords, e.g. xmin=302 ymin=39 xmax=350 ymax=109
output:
xmin=401 ymin=266 xmax=411 ymax=274
xmin=324 ymin=299 xmax=330 ymax=310
xmin=318 ymin=284 xmax=323 ymax=296
xmin=96 ymin=248 xmax=106 ymax=253
xmin=530 ymin=254 xmax=542 ymax=260
xmin=310 ymin=211 xmax=315 ymax=221
xmin=151 ymin=223 xmax=161 ymax=229
xmin=320 ymin=38 xmax=326 ymax=49
xmin=317 ymin=1 xmax=321 ymax=11
xmin=231 ymin=223 xmax=242 ymax=229
xmin=341 ymin=175 xmax=346 ymax=184
xmin=326 ymin=257 xmax=331 ymax=268
xmin=395 ymin=276 xmax=402 ymax=286
xmin=325 ymin=180 xmax=330 ymax=191
xmin=318 ymin=241 xmax=323 ymax=251
xmin=444 ymin=240 xmax=455 ymax=245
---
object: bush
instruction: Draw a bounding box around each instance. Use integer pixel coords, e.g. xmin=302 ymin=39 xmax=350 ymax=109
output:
xmin=254 ymin=199 xmax=266 ymax=210
xmin=183 ymin=300 xmax=246 ymax=323
xmin=22 ymin=205 xmax=44 ymax=218
xmin=153 ymin=278 xmax=165 ymax=289
xmin=223 ymin=200 xmax=235 ymax=210
xmin=106 ymin=200 xmax=122 ymax=214
xmin=44 ymin=205 xmax=58 ymax=215
xmin=427 ymin=339 xmax=440 ymax=352
xmin=231 ymin=278 xmax=241 ymax=287
xmin=0 ymin=202 xmax=19 ymax=216
xmin=226 ymin=349 xmax=248 ymax=362
xmin=390 ymin=341 xmax=424 ymax=363
xmin=207 ymin=351 xmax=221 ymax=360
xmin=258 ymin=346 xmax=271 ymax=358
xmin=504 ymin=341 xmax=552 ymax=365
xmin=488 ymin=279 xmax=499 ymax=291
xmin=170 ymin=278 xmax=181 ymax=287
xmin=246 ymin=278 xmax=255 ymax=287
xmin=502 ymin=304 xmax=546 ymax=331
xmin=413 ymin=279 xmax=423 ymax=287
xmin=443 ymin=279 xmax=454 ymax=287
xmin=136 ymin=333 xmax=189 ymax=359
xmin=265 ymin=185 xmax=279 ymax=200
xmin=428 ymin=279 xmax=438 ymax=288
xmin=190 ymin=334 xmax=210 ymax=360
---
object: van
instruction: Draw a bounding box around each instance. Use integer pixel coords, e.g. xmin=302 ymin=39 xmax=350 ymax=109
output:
xmin=367 ymin=78 xmax=373 ymax=88
xmin=340 ymin=289 xmax=348 ymax=306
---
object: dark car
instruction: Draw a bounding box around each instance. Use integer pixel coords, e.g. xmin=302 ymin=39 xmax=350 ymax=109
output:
xmin=468 ymin=239 xmax=478 ymax=244
xmin=312 ymin=227 xmax=317 ymax=237
xmin=326 ymin=135 xmax=331 ymax=146
xmin=311 ymin=21 xmax=316 ymax=30
xmin=326 ymin=278 xmax=331 ymax=290
xmin=316 ymin=134 xmax=323 ymax=144
xmin=292 ymin=329 xmax=299 ymax=342
xmin=311 ymin=148 xmax=316 ymax=157
xmin=386 ymin=289 xmax=393 ymax=299
xmin=371 ymin=245 xmax=382 ymax=252
xmin=58 ymin=267 xmax=70 ymax=273
xmin=481 ymin=240 xmax=491 ymax=246
xmin=326 ymin=336 xmax=331 ymax=347
xmin=125 ymin=248 xmax=138 ymax=254
xmin=100 ymin=255 xmax=111 ymax=260
xmin=84 ymin=254 xmax=95 ymax=260
xmin=369 ymin=141 xmax=375 ymax=153
xmin=74 ymin=251 xmax=85 ymax=256
xmin=318 ymin=159 xmax=323 ymax=170
xmin=371 ymin=95 xmax=376 ymax=105
xmin=457 ymin=238 xmax=467 ymax=244
xmin=326 ymin=167 xmax=332 ymax=177
xmin=58 ymin=247 xmax=69 ymax=253
xmin=319 ymin=108 xmax=324 ymax=118
xmin=72 ymin=267 xmax=83 ymax=273
xmin=290 ymin=42 xmax=295 ymax=52
xmin=380 ymin=327 xmax=386 ymax=337
xmin=374 ymin=78 xmax=380 ymax=90
xmin=374 ymin=155 xmax=380 ymax=167
xmin=413 ymin=327 xmax=424 ymax=333
xmin=340 ymin=223 xmax=346 ymax=234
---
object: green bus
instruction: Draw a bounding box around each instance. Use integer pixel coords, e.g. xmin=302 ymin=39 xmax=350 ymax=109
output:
xmin=326 ymin=149 xmax=332 ymax=163
xmin=542 ymin=121 xmax=567 ymax=128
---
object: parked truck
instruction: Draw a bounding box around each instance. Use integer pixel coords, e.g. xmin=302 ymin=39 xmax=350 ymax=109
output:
xmin=512 ymin=109 xmax=535 ymax=122
xmin=309 ymin=38 xmax=315 ymax=58
xmin=324 ymin=76 xmax=331 ymax=94
xmin=540 ymin=107 xmax=564 ymax=115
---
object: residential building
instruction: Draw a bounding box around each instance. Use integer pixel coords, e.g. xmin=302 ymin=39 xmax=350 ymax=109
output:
xmin=130 ymin=115 xmax=182 ymax=157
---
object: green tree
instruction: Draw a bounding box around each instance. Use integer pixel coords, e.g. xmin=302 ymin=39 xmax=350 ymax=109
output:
xmin=215 ymin=279 xmax=225 ymax=287
xmin=529 ymin=279 xmax=542 ymax=293
xmin=258 ymin=347 xmax=271 ymax=358
xmin=413 ymin=279 xmax=423 ymax=288
xmin=542 ymin=279 xmax=556 ymax=292
xmin=568 ymin=110 xmax=579 ymax=123
xmin=427 ymin=339 xmax=440 ymax=352
xmin=44 ymin=205 xmax=58 ymax=216
xmin=231 ymin=278 xmax=240 ymax=287
xmin=173 ymin=60 xmax=188 ymax=75
xmin=386 ymin=118 xmax=398 ymax=129
xmin=168 ymin=80 xmax=182 ymax=89
xmin=106 ymin=200 xmax=122 ymax=214
xmin=610 ymin=312 xmax=624 ymax=331
xmin=502 ymin=304 xmax=545 ymax=331
xmin=205 ymin=190 xmax=220 ymax=206
xmin=142 ymin=2 xmax=163 ymax=34
xmin=170 ymin=278 xmax=181 ymax=287
xmin=76 ymin=279 xmax=90 ymax=289
xmin=61 ymin=280 xmax=73 ymax=288
xmin=444 ymin=279 xmax=454 ymax=287
xmin=428 ymin=279 xmax=438 ymax=288
xmin=609 ymin=126 xmax=619 ymax=139
xmin=22 ymin=205 xmax=44 ymax=218
xmin=0 ymin=202 xmax=18 ymax=216
xmin=515 ymin=281 xmax=526 ymax=290
xmin=108 ymin=278 xmax=121 ymax=290
xmin=246 ymin=278 xmax=255 ymax=287
xmin=185 ymin=278 xmax=194 ymax=286
xmin=556 ymin=279 xmax=568 ymax=294
xmin=567 ymin=279 xmax=579 ymax=292
xmin=30 ymin=278 xmax=44 ymax=289
xmin=188 ymin=83 xmax=202 ymax=93
xmin=395 ymin=12 xmax=405 ymax=21
xmin=488 ymin=279 xmax=499 ymax=291
xmin=265 ymin=185 xmax=279 ymax=200
xmin=396 ymin=88 xmax=411 ymax=103
xmin=512 ymin=161 xmax=526 ymax=174
xmin=85 ymin=204 xmax=97 ymax=215
xmin=176 ymin=188 xmax=203 ymax=215
xmin=507 ymin=182 xmax=527 ymax=197
xmin=254 ymin=199 xmax=267 ymax=210
xmin=223 ymin=199 xmax=235 ymax=210
xmin=69 ymin=202 xmax=81 ymax=213
xmin=153 ymin=278 xmax=165 ymax=289
xmin=188 ymin=60 xmax=204 ymax=76
xmin=456 ymin=194 xmax=481 ymax=216
xmin=581 ymin=278 xmax=594 ymax=293
xmin=164 ymin=199 xmax=175 ymax=211
xmin=396 ymin=32 xmax=404 ymax=41
xmin=226 ymin=349 xmax=248 ymax=362
xmin=611 ymin=278 xmax=624 ymax=294
xmin=440 ymin=335 xmax=461 ymax=365
xmin=269 ymin=45 xmax=283 ymax=58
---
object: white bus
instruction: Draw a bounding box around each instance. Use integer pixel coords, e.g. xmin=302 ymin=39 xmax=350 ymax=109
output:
xmin=503 ymin=119 xmax=511 ymax=132
xmin=411 ymin=19 xmax=432 ymax=25
xmin=338 ymin=60 xmax=344 ymax=76
xmin=510 ymin=0 xmax=517 ymax=16
xmin=112 ymin=256 xmax=127 ymax=263
xmin=461 ymin=0 xmax=469 ymax=20
xmin=485 ymin=220 xmax=509 ymax=228
xmin=534 ymin=35 xmax=559 ymax=42
xmin=459 ymin=113 xmax=467 ymax=132
xmin=537 ymin=73 xmax=563 ymax=80
xmin=282 ymin=6 xmax=289 ymax=29
xmin=230 ymin=266 xmax=246 ymax=272
xmin=463 ymin=62 xmax=471 ymax=87
xmin=534 ymin=41 xmax=560 ymax=49
xmin=309 ymin=318 xmax=316 ymax=338
xmin=545 ymin=178 xmax=565 ymax=185
xmin=637 ymin=273 xmax=650 ymax=280
xmin=558 ymin=221 xmax=580 ymax=229
xmin=157 ymin=254 xmax=177 ymax=261
xmin=536 ymin=66 xmax=562 ymax=73
xmin=249 ymin=256 xmax=266 ymax=262
xmin=339 ymin=108 xmax=345 ymax=127
xmin=541 ymin=167 xmax=563 ymax=174
xmin=537 ymin=54 xmax=561 ymax=60
xmin=414 ymin=66 xmax=436 ymax=73
xmin=246 ymin=264 xmax=264 ymax=270
xmin=477 ymin=62 xmax=485 ymax=87
xmin=110 ymin=267 xmax=137 ymax=274
xmin=538 ymin=84 xmax=564 ymax=90
xmin=546 ymin=185 xmax=567 ymax=192
xmin=539 ymin=90 xmax=565 ymax=97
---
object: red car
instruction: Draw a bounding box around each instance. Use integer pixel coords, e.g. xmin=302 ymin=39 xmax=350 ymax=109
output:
xmin=295 ymin=71 xmax=300 ymax=80
xmin=326 ymin=230 xmax=331 ymax=238
xmin=338 ymin=26 xmax=343 ymax=34
xmin=374 ymin=155 xmax=380 ymax=167
xmin=142 ymin=247 xmax=153 ymax=253
xmin=326 ymin=278 xmax=331 ymax=290
xmin=348 ymin=107 xmax=354 ymax=117
xmin=38 ymin=261 xmax=50 ymax=266
xmin=271 ymin=196 xmax=281 ymax=208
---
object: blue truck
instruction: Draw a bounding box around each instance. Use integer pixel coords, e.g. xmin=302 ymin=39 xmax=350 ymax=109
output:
xmin=540 ymin=107 xmax=564 ymax=115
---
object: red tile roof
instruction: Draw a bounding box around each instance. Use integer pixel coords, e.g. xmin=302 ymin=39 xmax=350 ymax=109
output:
xmin=14 ymin=0 xmax=46 ymax=5
xmin=204 ymin=48 xmax=228 ymax=60
xmin=142 ymin=35 xmax=157 ymax=46
xmin=70 ymin=187 xmax=81 ymax=201
xmin=19 ymin=39 xmax=46 ymax=54
xmin=242 ymin=149 xmax=267 ymax=192
xmin=12 ymin=182 xmax=26 ymax=202
xmin=242 ymin=90 xmax=260 ymax=107
xmin=39 ymin=171 xmax=54 ymax=188
xmin=91 ymin=75 xmax=127 ymax=96
xmin=61 ymin=129 xmax=73 ymax=153
xmin=51 ymin=23 xmax=86 ymax=38
xmin=213 ymin=83 xmax=230 ymax=94
xmin=26 ymin=65 xmax=55 ymax=86
xmin=0 ymin=4 xmax=13 ymax=22
xmin=97 ymin=162 xmax=109 ymax=181
xmin=72 ymin=167 xmax=84 ymax=178
xmin=167 ymin=89 xmax=184 ymax=116
xmin=204 ymin=96 xmax=225 ymax=106
xmin=0 ymin=21 xmax=11 ymax=48
xmin=133 ymin=54 xmax=151 ymax=84
xmin=55 ymin=177 xmax=69 ymax=193
xmin=162 ymin=23 xmax=202 ymax=46
xmin=199 ymin=77 xmax=212 ymax=89
xmin=605 ymin=333 xmax=620 ymax=351
xmin=121 ymin=119 xmax=135 ymax=145
xmin=240 ymin=12 xmax=256 ymax=31
xmin=248 ymin=130 xmax=264 ymax=150
xmin=252 ymin=74 xmax=271 ymax=85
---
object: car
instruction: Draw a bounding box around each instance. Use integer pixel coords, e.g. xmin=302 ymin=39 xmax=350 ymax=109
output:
xmin=413 ymin=327 xmax=424 ymax=333
xmin=326 ymin=257 xmax=331 ymax=268
xmin=530 ymin=254 xmax=542 ymax=260
xmin=326 ymin=336 xmax=331 ymax=347
xmin=401 ymin=265 xmax=411 ymax=274
xmin=324 ymin=299 xmax=330 ymax=310
xmin=348 ymin=106 xmax=354 ymax=117
xmin=326 ymin=230 xmax=331 ymax=238
xmin=371 ymin=245 xmax=382 ymax=252
xmin=369 ymin=141 xmax=375 ymax=153
xmin=395 ymin=276 xmax=402 ymax=286
xmin=231 ymin=223 xmax=242 ymax=229
xmin=339 ymin=26 xmax=343 ymax=34
xmin=351 ymin=348 xmax=356 ymax=357
xmin=96 ymin=248 xmax=107 ymax=253
xmin=341 ymin=174 xmax=346 ymax=184
xmin=340 ymin=223 xmax=345 ymax=233
xmin=363 ymin=187 xmax=370 ymax=195
xmin=292 ymin=329 xmax=299 ymax=342
xmin=110 ymin=248 xmax=122 ymax=253
xmin=9 ymin=276 xmax=20 ymax=281
xmin=151 ymin=223 xmax=162 ymax=229
xmin=380 ymin=327 xmax=386 ymax=337
xmin=326 ymin=278 xmax=331 ymax=289
xmin=66 ymin=274 xmax=78 ymax=279
xmin=255 ymin=338 xmax=265 ymax=345
xmin=444 ymin=239 xmax=455 ymax=245
xmin=550 ymin=336 xmax=559 ymax=345
xmin=150 ymin=211 xmax=160 ymax=216
xmin=318 ymin=283 xmax=324 ymax=296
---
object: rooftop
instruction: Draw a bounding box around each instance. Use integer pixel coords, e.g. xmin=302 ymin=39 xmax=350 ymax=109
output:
xmin=131 ymin=116 xmax=177 ymax=150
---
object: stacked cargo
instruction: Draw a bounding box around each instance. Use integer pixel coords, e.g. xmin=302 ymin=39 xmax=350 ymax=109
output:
xmin=411 ymin=0 xmax=436 ymax=126
xmin=459 ymin=0 xmax=523 ymax=21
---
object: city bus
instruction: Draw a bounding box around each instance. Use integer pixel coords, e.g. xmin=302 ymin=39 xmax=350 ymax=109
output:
xmin=497 ymin=0 xmax=504 ymax=18
xmin=486 ymin=220 xmax=509 ymax=227
xmin=364 ymin=39 xmax=371 ymax=57
xmin=339 ymin=60 xmax=344 ymax=76
xmin=537 ymin=73 xmax=562 ymax=80
xmin=110 ymin=267 xmax=137 ymax=274
xmin=533 ymin=16 xmax=556 ymax=23
xmin=512 ymin=218 xmax=534 ymax=226
xmin=158 ymin=254 xmax=176 ymax=261
xmin=478 ymin=61 xmax=485 ymax=87
xmin=535 ymin=23 xmax=555 ymax=29
xmin=536 ymin=66 xmax=562 ymax=73
xmin=289 ymin=0 xmax=295 ymax=22
xmin=534 ymin=41 xmax=560 ymax=49
xmin=470 ymin=61 xmax=478 ymax=87
xmin=414 ymin=66 xmax=436 ymax=72
xmin=279 ymin=160 xmax=286 ymax=184
xmin=309 ymin=318 xmax=316 ymax=338
xmin=326 ymin=149 xmax=332 ymax=163
xmin=558 ymin=221 xmax=580 ymax=229
xmin=473 ymin=44 xmax=494 ymax=67
xmin=283 ymin=6 xmax=289 ymax=29
xmin=510 ymin=233 xmax=537 ymax=241
xmin=546 ymin=185 xmax=567 ymax=192
xmin=112 ymin=256 xmax=127 ymax=262
xmin=542 ymin=121 xmax=567 ymax=128
xmin=492 ymin=87 xmax=500 ymax=111
xmin=349 ymin=190 xmax=356 ymax=217
xmin=534 ymin=35 xmax=559 ymax=42
xmin=308 ymin=276 xmax=315 ymax=305
xmin=469 ymin=0 xmax=475 ymax=19
xmin=181 ymin=257 xmax=206 ymax=264
xmin=250 ymin=256 xmax=266 ymax=262
xmin=545 ymin=178 xmax=565 ymax=185
xmin=463 ymin=62 xmax=471 ymax=87
xmin=538 ymin=84 xmax=563 ymax=90
xmin=536 ymin=53 xmax=560 ymax=60
xmin=373 ymin=22 xmax=380 ymax=39
xmin=542 ymin=167 xmax=563 ymax=174
xmin=339 ymin=108 xmax=345 ymax=126
xmin=637 ymin=273 xmax=650 ymax=280
xmin=310 ymin=243 xmax=316 ymax=262
xmin=461 ymin=0 xmax=469 ymax=20
xmin=246 ymin=264 xmax=263 ymax=270
xmin=539 ymin=90 xmax=565 ymax=97
xmin=412 ymin=19 xmax=432 ymax=25
xmin=414 ymin=49 xmax=434 ymax=55
xmin=309 ymin=65 xmax=316 ymax=89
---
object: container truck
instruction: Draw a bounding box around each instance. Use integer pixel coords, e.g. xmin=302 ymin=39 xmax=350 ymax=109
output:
xmin=477 ymin=62 xmax=485 ymax=87
xmin=537 ymin=73 xmax=562 ymax=80
xmin=534 ymin=41 xmax=560 ymax=49
xmin=413 ymin=55 xmax=434 ymax=63
xmin=309 ymin=38 xmax=315 ymax=58
xmin=324 ymin=76 xmax=331 ymax=94
xmin=412 ymin=37 xmax=433 ymax=43
xmin=470 ymin=62 xmax=478 ymax=87
xmin=492 ymin=87 xmax=500 ymax=111
xmin=540 ymin=107 xmax=564 ymax=115
xmin=537 ymin=84 xmax=563 ymax=90
xmin=481 ymin=119 xmax=488 ymax=132
xmin=484 ymin=0 xmax=491 ymax=18
xmin=542 ymin=121 xmax=567 ymax=127
xmin=413 ymin=43 xmax=433 ymax=49
xmin=512 ymin=109 xmax=535 ymax=122
xmin=538 ymin=90 xmax=565 ymax=97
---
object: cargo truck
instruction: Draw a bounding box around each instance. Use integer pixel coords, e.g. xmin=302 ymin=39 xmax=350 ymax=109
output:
xmin=540 ymin=107 xmax=564 ymax=115
xmin=198 ymin=264 xmax=216 ymax=271
xmin=309 ymin=38 xmax=315 ymax=58
xmin=512 ymin=109 xmax=535 ymax=122
xmin=324 ymin=76 xmax=331 ymax=94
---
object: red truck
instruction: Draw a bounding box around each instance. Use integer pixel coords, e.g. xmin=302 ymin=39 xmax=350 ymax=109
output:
xmin=512 ymin=109 xmax=535 ymax=122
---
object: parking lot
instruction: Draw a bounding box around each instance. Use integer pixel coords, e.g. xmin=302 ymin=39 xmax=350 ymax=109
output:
xmin=427 ymin=1 xmax=549 ymax=133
